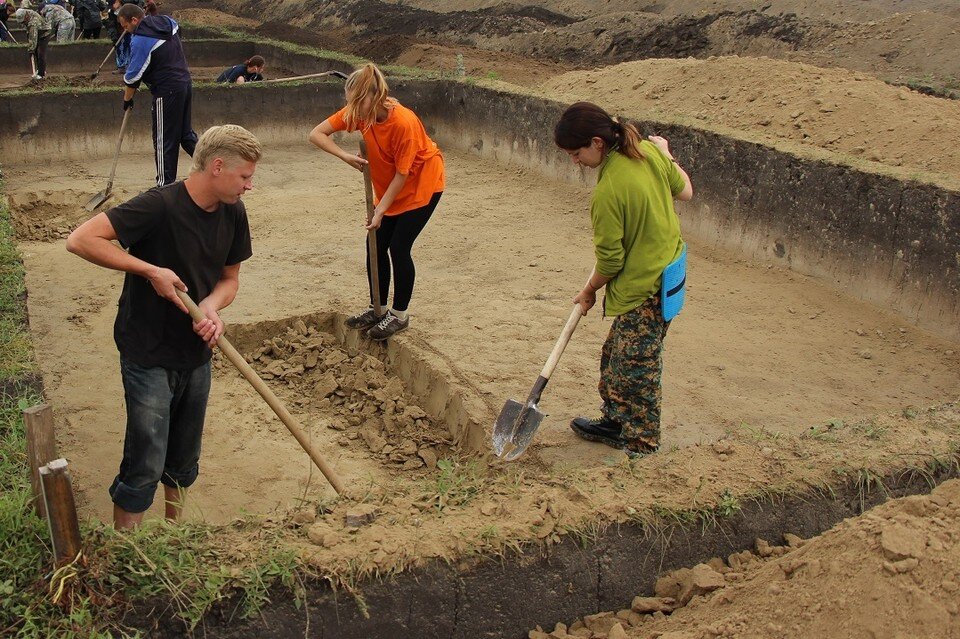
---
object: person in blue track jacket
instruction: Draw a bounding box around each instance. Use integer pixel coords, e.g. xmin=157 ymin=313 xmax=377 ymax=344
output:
xmin=118 ymin=3 xmax=197 ymax=187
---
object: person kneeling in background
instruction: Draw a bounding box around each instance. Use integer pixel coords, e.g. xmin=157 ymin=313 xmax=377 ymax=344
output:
xmin=216 ymin=55 xmax=265 ymax=84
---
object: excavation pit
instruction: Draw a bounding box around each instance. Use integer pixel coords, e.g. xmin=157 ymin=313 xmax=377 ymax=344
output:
xmin=6 ymin=189 xmax=101 ymax=242
xmin=2 ymin=23 xmax=959 ymax=638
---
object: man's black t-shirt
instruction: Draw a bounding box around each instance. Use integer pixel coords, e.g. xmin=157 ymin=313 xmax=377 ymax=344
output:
xmin=106 ymin=182 xmax=252 ymax=370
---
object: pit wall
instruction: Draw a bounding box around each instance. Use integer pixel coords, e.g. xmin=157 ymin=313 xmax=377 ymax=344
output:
xmin=128 ymin=462 xmax=959 ymax=638
xmin=0 ymin=38 xmax=353 ymax=79
xmin=1 ymin=78 xmax=956 ymax=340
xmin=407 ymin=82 xmax=960 ymax=343
xmin=225 ymin=311 xmax=489 ymax=452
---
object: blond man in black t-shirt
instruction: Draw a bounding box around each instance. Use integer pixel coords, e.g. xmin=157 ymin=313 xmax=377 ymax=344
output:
xmin=67 ymin=124 xmax=262 ymax=530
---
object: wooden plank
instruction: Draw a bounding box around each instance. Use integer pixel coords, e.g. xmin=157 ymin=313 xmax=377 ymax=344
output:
xmin=24 ymin=404 xmax=57 ymax=519
xmin=39 ymin=459 xmax=82 ymax=564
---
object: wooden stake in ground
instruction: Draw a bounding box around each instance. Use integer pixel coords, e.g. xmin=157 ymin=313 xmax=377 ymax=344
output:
xmin=24 ymin=404 xmax=58 ymax=519
xmin=174 ymin=290 xmax=346 ymax=496
xmin=359 ymin=140 xmax=384 ymax=317
xmin=39 ymin=459 xmax=82 ymax=564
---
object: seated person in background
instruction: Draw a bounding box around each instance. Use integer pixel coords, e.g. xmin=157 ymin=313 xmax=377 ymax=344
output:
xmin=216 ymin=55 xmax=265 ymax=84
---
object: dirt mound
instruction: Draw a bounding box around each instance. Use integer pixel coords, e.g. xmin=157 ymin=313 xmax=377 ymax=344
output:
xmin=168 ymin=0 xmax=960 ymax=96
xmin=7 ymin=190 xmax=98 ymax=241
xmin=539 ymin=55 xmax=960 ymax=182
xmin=531 ymin=478 xmax=960 ymax=639
xmin=172 ymin=7 xmax=261 ymax=28
xmin=244 ymin=320 xmax=452 ymax=469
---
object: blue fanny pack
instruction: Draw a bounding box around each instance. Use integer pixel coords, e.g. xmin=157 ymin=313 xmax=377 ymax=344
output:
xmin=661 ymin=244 xmax=687 ymax=322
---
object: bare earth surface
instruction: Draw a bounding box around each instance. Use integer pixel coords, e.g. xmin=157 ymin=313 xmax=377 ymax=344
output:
xmin=10 ymin=144 xmax=960 ymax=525
xmin=536 ymin=56 xmax=960 ymax=186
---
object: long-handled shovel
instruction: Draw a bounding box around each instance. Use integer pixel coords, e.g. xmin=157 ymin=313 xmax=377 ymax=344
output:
xmin=0 ymin=21 xmax=18 ymax=44
xmin=359 ymin=140 xmax=384 ymax=317
xmin=492 ymin=304 xmax=584 ymax=460
xmin=175 ymin=290 xmax=346 ymax=495
xmin=90 ymin=33 xmax=125 ymax=80
xmin=85 ymin=108 xmax=131 ymax=211
xmin=256 ymin=70 xmax=348 ymax=84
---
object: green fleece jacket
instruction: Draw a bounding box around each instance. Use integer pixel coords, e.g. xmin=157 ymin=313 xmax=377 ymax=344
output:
xmin=591 ymin=140 xmax=685 ymax=316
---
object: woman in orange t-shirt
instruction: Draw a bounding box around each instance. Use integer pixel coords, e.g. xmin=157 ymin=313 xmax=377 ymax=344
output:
xmin=309 ymin=63 xmax=445 ymax=340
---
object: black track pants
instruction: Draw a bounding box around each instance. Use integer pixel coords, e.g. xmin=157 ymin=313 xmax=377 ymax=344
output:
xmin=151 ymin=86 xmax=198 ymax=187
xmin=365 ymin=192 xmax=442 ymax=312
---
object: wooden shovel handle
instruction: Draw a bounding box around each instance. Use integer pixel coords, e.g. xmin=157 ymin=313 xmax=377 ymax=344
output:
xmin=106 ymin=109 xmax=132 ymax=192
xmin=359 ymin=141 xmax=384 ymax=316
xmin=94 ymin=33 xmax=125 ymax=77
xmin=539 ymin=305 xmax=584 ymax=381
xmin=175 ymin=290 xmax=346 ymax=495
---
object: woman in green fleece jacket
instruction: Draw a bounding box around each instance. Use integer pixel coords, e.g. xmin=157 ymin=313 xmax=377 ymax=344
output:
xmin=554 ymin=101 xmax=693 ymax=457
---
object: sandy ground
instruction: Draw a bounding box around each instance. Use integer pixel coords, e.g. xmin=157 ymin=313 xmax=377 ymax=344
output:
xmin=8 ymin=140 xmax=960 ymax=525
xmin=537 ymin=56 xmax=960 ymax=186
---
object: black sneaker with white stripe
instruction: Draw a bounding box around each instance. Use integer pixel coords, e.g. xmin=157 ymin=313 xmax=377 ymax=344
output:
xmin=345 ymin=308 xmax=384 ymax=330
xmin=367 ymin=313 xmax=409 ymax=340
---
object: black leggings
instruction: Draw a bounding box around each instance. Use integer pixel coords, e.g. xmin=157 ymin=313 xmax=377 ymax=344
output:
xmin=365 ymin=192 xmax=441 ymax=312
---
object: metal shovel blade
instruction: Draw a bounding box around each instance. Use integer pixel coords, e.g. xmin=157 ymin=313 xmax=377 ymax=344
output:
xmin=492 ymin=398 xmax=544 ymax=461
xmin=85 ymin=188 xmax=110 ymax=212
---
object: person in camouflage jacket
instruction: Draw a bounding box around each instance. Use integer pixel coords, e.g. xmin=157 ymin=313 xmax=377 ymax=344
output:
xmin=7 ymin=3 xmax=51 ymax=78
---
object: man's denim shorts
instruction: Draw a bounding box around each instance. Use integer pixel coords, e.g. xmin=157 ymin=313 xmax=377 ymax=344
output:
xmin=109 ymin=358 xmax=212 ymax=513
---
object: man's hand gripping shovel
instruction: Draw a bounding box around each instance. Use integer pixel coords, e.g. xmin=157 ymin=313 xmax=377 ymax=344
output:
xmin=492 ymin=304 xmax=584 ymax=460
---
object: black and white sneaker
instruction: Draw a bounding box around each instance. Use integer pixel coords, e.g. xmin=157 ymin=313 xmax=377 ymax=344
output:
xmin=345 ymin=308 xmax=384 ymax=330
xmin=367 ymin=313 xmax=409 ymax=340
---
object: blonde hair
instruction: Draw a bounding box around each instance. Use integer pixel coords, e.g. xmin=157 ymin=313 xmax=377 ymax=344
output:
xmin=191 ymin=124 xmax=262 ymax=172
xmin=342 ymin=63 xmax=397 ymax=131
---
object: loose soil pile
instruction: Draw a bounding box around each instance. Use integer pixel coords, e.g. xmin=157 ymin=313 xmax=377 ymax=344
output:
xmin=538 ymin=56 xmax=960 ymax=184
xmin=244 ymin=320 xmax=451 ymax=470
xmin=531 ymin=478 xmax=960 ymax=639
xmin=7 ymin=189 xmax=97 ymax=241
xmin=166 ymin=0 xmax=960 ymax=95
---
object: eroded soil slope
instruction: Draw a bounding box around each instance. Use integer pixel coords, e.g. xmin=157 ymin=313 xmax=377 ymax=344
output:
xmin=167 ymin=0 xmax=960 ymax=95
xmin=531 ymin=478 xmax=960 ymax=639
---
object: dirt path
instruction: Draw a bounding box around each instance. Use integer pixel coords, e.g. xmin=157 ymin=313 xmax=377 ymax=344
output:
xmin=10 ymin=140 xmax=960 ymax=523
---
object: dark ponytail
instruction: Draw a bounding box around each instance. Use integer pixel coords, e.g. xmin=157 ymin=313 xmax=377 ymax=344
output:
xmin=245 ymin=55 xmax=265 ymax=68
xmin=554 ymin=101 xmax=645 ymax=161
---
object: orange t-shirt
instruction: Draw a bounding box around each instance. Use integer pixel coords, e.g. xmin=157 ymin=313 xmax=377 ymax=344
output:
xmin=326 ymin=102 xmax=445 ymax=216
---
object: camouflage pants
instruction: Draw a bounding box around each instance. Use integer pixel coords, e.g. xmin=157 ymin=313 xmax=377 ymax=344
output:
xmin=599 ymin=293 xmax=669 ymax=453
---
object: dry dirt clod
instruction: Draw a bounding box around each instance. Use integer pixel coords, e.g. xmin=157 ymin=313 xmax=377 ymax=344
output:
xmin=880 ymin=522 xmax=926 ymax=561
xmin=631 ymin=596 xmax=675 ymax=614
xmin=607 ymin=623 xmax=628 ymax=639
xmin=582 ymin=611 xmax=618 ymax=634
xmin=783 ymin=532 xmax=806 ymax=548
xmin=344 ymin=504 xmax=378 ymax=528
xmin=418 ymin=447 xmax=438 ymax=470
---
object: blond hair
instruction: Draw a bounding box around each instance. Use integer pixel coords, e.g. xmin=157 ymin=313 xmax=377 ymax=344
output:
xmin=191 ymin=124 xmax=262 ymax=172
xmin=342 ymin=63 xmax=397 ymax=131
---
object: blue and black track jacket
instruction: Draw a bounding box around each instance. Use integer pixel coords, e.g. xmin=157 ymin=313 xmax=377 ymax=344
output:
xmin=123 ymin=15 xmax=191 ymax=95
